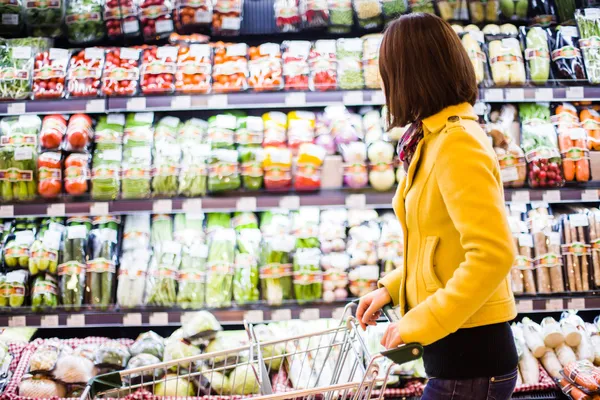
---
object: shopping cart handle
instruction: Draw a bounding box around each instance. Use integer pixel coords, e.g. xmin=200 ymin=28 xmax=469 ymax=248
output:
xmin=382 ymin=304 xmax=399 ymax=323
xmin=381 ymin=342 xmax=423 ymax=364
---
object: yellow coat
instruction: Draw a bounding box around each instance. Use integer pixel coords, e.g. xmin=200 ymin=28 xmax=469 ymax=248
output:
xmin=379 ymin=102 xmax=517 ymax=346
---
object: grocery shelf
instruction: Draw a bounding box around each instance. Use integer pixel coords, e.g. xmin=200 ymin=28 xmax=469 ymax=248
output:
xmin=480 ymin=86 xmax=600 ymax=103
xmin=515 ymin=292 xmax=600 ymax=313
xmin=0 ymin=98 xmax=106 ymax=116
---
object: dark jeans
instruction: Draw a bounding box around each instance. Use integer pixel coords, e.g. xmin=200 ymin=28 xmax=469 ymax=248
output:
xmin=421 ymin=368 xmax=518 ymax=400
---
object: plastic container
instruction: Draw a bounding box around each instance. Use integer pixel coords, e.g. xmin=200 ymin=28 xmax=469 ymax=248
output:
xmin=352 ymin=0 xmax=381 ymax=29
xmin=139 ymin=0 xmax=174 ymax=41
xmin=468 ymin=0 xmax=499 ymax=23
xmin=575 ymin=10 xmax=600 ymax=85
xmin=39 ymin=114 xmax=67 ymax=151
xmin=175 ymin=0 xmax=211 ymax=33
xmin=0 ymin=0 xmax=23 ymax=36
xmin=341 ymin=142 xmax=368 ymax=189
xmin=362 ymin=34 xmax=382 ymax=89
xmin=262 ymin=111 xmax=287 ymax=147
xmin=212 ymin=42 xmax=247 ymax=93
xmin=175 ymin=43 xmax=211 ymax=94
xmin=140 ymin=46 xmax=177 ymax=95
xmin=336 ymin=37 xmax=364 ymax=90
xmin=461 ymin=29 xmax=490 ymax=86
xmin=122 ymin=113 xmax=153 ymax=200
xmin=487 ymin=35 xmax=526 ymax=86
xmin=549 ymin=25 xmax=587 ymax=84
xmin=239 ymin=146 xmax=263 ymax=191
xmin=282 ymin=40 xmax=310 ymax=91
xmin=0 ymin=39 xmax=50 ymax=100
xmin=328 ymin=0 xmax=352 ymax=33
xmin=381 ymin=0 xmax=404 ymax=21
xmin=32 ymin=48 xmax=69 ymax=99
xmin=309 ymin=40 xmax=337 ymax=91
xmin=248 ymin=43 xmax=283 ymax=92
xmin=522 ymin=26 xmax=551 ymax=86
xmin=208 ymin=149 xmax=240 ymax=193
xmin=104 ymin=0 xmax=140 ymax=39
xmin=24 ymin=0 xmax=65 ymax=37
xmin=64 ymin=153 xmax=90 ymax=196
xmin=301 ymin=0 xmax=328 ymax=28
xmin=37 ymin=151 xmax=61 ymax=199
xmin=102 ymin=47 xmax=140 ymax=97
xmin=67 ymin=48 xmax=104 ymax=98
xmin=295 ymin=143 xmax=325 ymax=190
xmin=554 ymin=103 xmax=590 ymax=183
xmin=263 ymin=146 xmax=292 ymax=190
xmin=287 ymin=110 xmax=315 ymax=152
xmin=437 ymin=0 xmax=469 ymax=21
xmin=275 ymin=0 xmax=301 ymax=32
xmin=65 ymin=0 xmax=105 ymax=45
xmin=212 ymin=0 xmax=243 ymax=36
xmin=207 ymin=113 xmax=236 ymax=149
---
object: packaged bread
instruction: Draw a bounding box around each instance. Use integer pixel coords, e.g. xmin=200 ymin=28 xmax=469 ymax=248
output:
xmin=563 ymin=214 xmax=591 ymax=292
xmin=587 ymin=208 xmax=600 ymax=288
xmin=512 ymin=233 xmax=536 ymax=294
xmin=529 ymin=207 xmax=564 ymax=293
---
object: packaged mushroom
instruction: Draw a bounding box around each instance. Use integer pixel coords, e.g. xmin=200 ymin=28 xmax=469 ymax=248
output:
xmin=530 ymin=206 xmax=565 ymax=293
xmin=588 ymin=208 xmax=600 ymax=289
xmin=562 ymin=212 xmax=591 ymax=292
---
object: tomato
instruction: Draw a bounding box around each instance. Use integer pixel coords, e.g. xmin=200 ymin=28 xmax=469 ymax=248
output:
xmin=65 ymin=180 xmax=88 ymax=195
xmin=38 ymin=180 xmax=62 ymax=198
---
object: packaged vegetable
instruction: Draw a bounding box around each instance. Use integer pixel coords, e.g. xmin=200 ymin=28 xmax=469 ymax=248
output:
xmin=122 ymin=113 xmax=153 ymax=200
xmin=102 ymin=47 xmax=140 ymax=97
xmin=0 ymin=0 xmax=23 ymax=36
xmin=239 ymin=146 xmax=263 ymax=191
xmin=59 ymin=218 xmax=90 ymax=310
xmin=67 ymin=48 xmax=104 ymax=98
xmin=282 ymin=40 xmax=310 ymax=91
xmin=581 ymin=108 xmax=600 ymax=151
xmin=262 ymin=111 xmax=287 ymax=148
xmin=94 ymin=340 xmax=130 ymax=369
xmin=352 ymin=0 xmax=381 ymax=29
xmin=348 ymin=264 xmax=378 ymax=297
xmin=498 ymin=0 xmax=527 ymax=20
xmin=86 ymin=216 xmax=119 ymax=310
xmin=319 ymin=209 xmax=347 ymax=254
xmin=341 ymin=142 xmax=368 ymax=189
xmin=19 ymin=376 xmax=66 ymax=398
xmin=39 ymin=114 xmax=66 ymax=151
xmin=212 ymin=42 xmax=248 ymax=93
xmin=321 ymin=252 xmax=349 ymax=302
xmin=407 ymin=0 xmax=434 ymax=13
xmin=301 ymin=0 xmax=328 ymax=28
xmin=263 ymin=146 xmax=292 ymax=190
xmin=37 ymin=151 xmax=61 ymax=199
xmin=550 ymin=25 xmax=587 ymax=83
xmin=208 ymin=149 xmax=240 ymax=193
xmin=129 ymin=331 xmax=164 ymax=359
xmin=139 ymin=0 xmax=174 ymax=40
xmin=487 ymin=104 xmax=526 ymax=188
xmin=233 ymin=228 xmax=260 ymax=304
xmin=230 ymin=364 xmax=260 ymax=395
xmin=563 ymin=360 xmax=600 ymax=392
xmin=141 ymin=46 xmax=177 ymax=95
xmin=65 ymin=0 xmax=105 ymax=44
xmin=487 ymin=35 xmax=526 ymax=86
xmin=29 ymin=220 xmax=63 ymax=275
xmin=554 ymin=104 xmax=590 ymax=182
xmin=576 ymin=10 xmax=600 ymax=85
xmin=175 ymin=43 xmax=211 ymax=94
xmin=293 ymin=248 xmax=322 ymax=303
xmin=347 ymin=223 xmax=379 ymax=266
xmin=328 ymin=0 xmax=352 ymax=33
xmin=24 ymin=0 xmax=64 ymax=37
xmin=104 ymin=0 xmax=140 ymax=39
xmin=363 ymin=34 xmax=382 ymax=89
xmin=179 ymin=143 xmax=209 ymax=197
xmin=64 ymin=113 xmax=93 ymax=152
xmin=64 ymin=153 xmax=90 ymax=196
xmin=562 ymin=216 xmax=591 ymax=292
xmin=461 ymin=30 xmax=488 ymax=86
xmin=53 ymin=354 xmax=94 ymax=383
xmin=212 ymin=0 xmax=243 ymax=36
xmin=177 ymin=240 xmax=207 ymax=309
xmin=336 ymin=37 xmax=364 ymax=90
xmin=275 ymin=0 xmax=301 ymax=32
xmin=367 ymin=140 xmax=395 ymax=191
xmin=152 ymin=117 xmax=181 ymax=197
xmin=248 ymin=43 xmax=283 ymax=91
xmin=529 ymin=207 xmax=564 ymax=293
xmin=33 ymin=48 xmax=69 ymax=99
xmin=468 ymin=0 xmax=499 ymax=23
xmin=208 ymin=113 xmax=236 ymax=149
xmin=380 ymin=0 xmax=404 ymax=21
xmin=309 ymin=40 xmax=337 ymax=91
xmin=146 ymin=228 xmax=180 ymax=307
xmin=5 ymin=269 xmax=27 ymax=307
xmin=295 ymin=143 xmax=325 ymax=190
xmin=181 ymin=310 xmax=222 ymax=341
xmin=287 ymin=110 xmax=315 ymax=152
xmin=0 ymin=39 xmax=43 ymax=100
xmin=175 ymin=0 xmax=211 ymax=33
xmin=117 ymin=251 xmax=150 ymax=308
xmin=205 ymin=228 xmax=235 ymax=308
xmin=236 ymin=116 xmax=263 ymax=146
xmin=126 ymin=354 xmax=163 ymax=385
xmin=523 ymin=26 xmax=551 ymax=85
xmin=91 ymin=146 xmax=121 ymax=201
xmin=260 ymin=235 xmax=294 ymax=305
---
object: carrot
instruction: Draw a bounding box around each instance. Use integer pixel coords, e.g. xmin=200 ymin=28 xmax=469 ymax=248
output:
xmin=564 ymin=158 xmax=576 ymax=181
xmin=559 ymin=378 xmax=592 ymax=400
xmin=563 ymin=360 xmax=600 ymax=392
xmin=577 ymin=158 xmax=591 ymax=182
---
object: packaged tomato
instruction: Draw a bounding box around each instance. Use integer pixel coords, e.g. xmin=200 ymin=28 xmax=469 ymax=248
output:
xmin=275 ymin=0 xmax=301 ymax=32
xmin=39 ymin=115 xmax=67 ymax=151
xmin=287 ymin=111 xmax=315 ymax=152
xmin=212 ymin=0 xmax=242 ymax=36
xmin=139 ymin=0 xmax=174 ymax=41
xmin=33 ymin=48 xmax=70 ymax=100
xmin=212 ymin=42 xmax=248 ymax=93
xmin=263 ymin=147 xmax=292 ymax=190
xmin=175 ymin=43 xmax=212 ymax=94
xmin=37 ymin=152 xmax=62 ymax=199
xmin=64 ymin=153 xmax=90 ymax=196
xmin=175 ymin=0 xmax=212 ymax=33
xmin=301 ymin=0 xmax=328 ymax=28
xmin=104 ymin=0 xmax=140 ymax=38
xmin=102 ymin=47 xmax=140 ymax=97
xmin=140 ymin=45 xmax=177 ymax=95
xmin=262 ymin=111 xmax=287 ymax=147
xmin=248 ymin=43 xmax=283 ymax=92
xmin=65 ymin=114 xmax=93 ymax=152
xmin=309 ymin=40 xmax=337 ymax=91
xmin=295 ymin=143 xmax=325 ymax=190
xmin=67 ymin=48 xmax=104 ymax=98
xmin=282 ymin=40 xmax=311 ymax=91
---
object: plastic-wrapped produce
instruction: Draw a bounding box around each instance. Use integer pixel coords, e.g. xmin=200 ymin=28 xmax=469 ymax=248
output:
xmin=94 ymin=341 xmax=130 ymax=369
xmin=140 ymin=46 xmax=176 ymax=95
xmin=248 ymin=43 xmax=283 ymax=92
xmin=152 ymin=117 xmax=181 ymax=197
xmin=30 ymin=220 xmax=63 ymax=276
xmin=468 ymin=0 xmax=499 ymax=23
xmin=576 ymin=10 xmax=600 ymax=85
xmin=301 ymin=0 xmax=328 ymax=28
xmin=205 ymin=227 xmax=235 ymax=308
xmin=145 ymin=241 xmax=181 ymax=307
xmin=336 ymin=38 xmax=364 ymax=90
xmin=341 ymin=142 xmax=368 ymax=189
xmin=208 ymin=149 xmax=240 ymax=193
xmin=233 ymin=228 xmax=261 ymax=304
xmin=59 ymin=218 xmax=90 ymax=311
xmin=212 ymin=0 xmax=243 ymax=36
xmin=282 ymin=41 xmax=310 ymax=91
xmin=24 ymin=0 xmax=65 ymax=37
xmin=0 ymin=0 xmax=23 ymax=36
xmin=102 ymin=48 xmax=140 ymax=97
xmin=262 ymin=111 xmax=287 ymax=148
xmin=104 ymin=0 xmax=140 ymax=39
xmin=460 ymin=29 xmax=488 ymax=86
xmin=175 ymin=0 xmax=211 ymax=33
xmin=91 ymin=144 xmax=122 ymax=201
xmin=295 ymin=143 xmax=325 ymax=191
xmin=437 ymin=0 xmax=468 ymax=21
xmin=549 ymin=25 xmax=586 ymax=83
xmin=122 ymin=113 xmax=153 ymax=200
xmin=260 ymin=235 xmax=294 ymax=305
xmin=523 ymin=26 xmax=551 ymax=85
xmin=67 ymin=48 xmax=104 ymax=98
xmin=179 ymin=143 xmax=209 ymax=197
xmin=562 ymin=214 xmax=590 ymax=292
xmin=212 ymin=43 xmax=248 ymax=93
xmin=554 ymin=103 xmax=590 ymax=183
xmin=208 ymin=114 xmax=236 ymax=149
xmin=321 ymin=252 xmax=349 ymax=302
xmin=328 ymin=0 xmax=352 ymax=33
xmin=378 ymin=218 xmax=403 ymax=276
xmin=528 ymin=206 xmax=564 ymax=293
xmin=118 ymin=215 xmax=151 ymax=308
xmin=174 ymin=213 xmax=206 ymax=309
xmin=263 ymin=147 xmax=292 ymax=190
xmin=319 ymin=209 xmax=347 ymax=254
xmin=175 ymin=43 xmax=211 ymax=94
xmin=352 ymin=0 xmax=381 ymax=29
xmin=348 ymin=265 xmax=379 ymax=297
xmin=5 ymin=269 xmax=27 ymax=307
xmin=275 ymin=0 xmax=301 ymax=32
xmin=86 ymin=216 xmax=119 ymax=310
xmin=367 ymin=140 xmax=395 ymax=191
xmin=33 ymin=48 xmax=69 ymax=99
xmin=293 ymin=248 xmax=322 ymax=304
xmin=287 ymin=111 xmax=315 ymax=152
xmin=309 ymin=40 xmax=337 ymax=91
xmin=65 ymin=0 xmax=105 ymax=45
xmin=139 ymin=0 xmax=174 ymax=40
xmin=487 ymin=34 xmax=526 ymax=86
xmin=363 ymin=34 xmax=382 ymax=89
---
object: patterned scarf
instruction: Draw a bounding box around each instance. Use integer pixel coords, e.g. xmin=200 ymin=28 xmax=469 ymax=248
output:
xmin=397 ymin=121 xmax=424 ymax=172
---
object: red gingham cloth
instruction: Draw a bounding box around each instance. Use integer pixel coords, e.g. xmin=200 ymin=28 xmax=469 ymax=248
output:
xmin=7 ymin=343 xmax=27 ymax=374
xmin=513 ymin=363 xmax=557 ymax=393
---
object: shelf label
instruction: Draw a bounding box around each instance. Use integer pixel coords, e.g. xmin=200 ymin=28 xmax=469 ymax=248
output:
xmin=244 ymin=310 xmax=264 ymax=323
xmin=182 ymin=199 xmax=202 ymax=213
xmin=582 ymin=189 xmax=599 ymax=201
xmin=86 ymin=99 xmax=105 ymax=113
xmin=505 ymin=88 xmax=524 ymax=101
xmin=153 ymin=200 xmax=172 ymax=213
xmin=546 ymin=299 xmax=564 ymax=311
xmin=236 ymin=197 xmax=257 ymax=212
xmin=47 ymin=203 xmax=65 ymax=217
xmin=485 ymin=89 xmax=503 ymax=101
xmin=90 ymin=202 xmax=109 ymax=216
xmin=208 ymin=94 xmax=228 ymax=108
xmin=511 ymin=191 xmax=530 ymax=203
xmin=567 ymin=298 xmax=585 ymax=310
xmin=543 ymin=190 xmax=561 ymax=203
xmin=171 ymin=96 xmax=191 ymax=109
xmin=516 ymin=300 xmax=533 ymax=312
xmin=509 ymin=203 xmax=528 ymax=214
xmin=66 ymin=314 xmax=85 ymax=327
xmin=535 ymin=88 xmax=553 ymax=101
xmin=279 ymin=196 xmax=300 ymax=210
xmin=300 ymin=308 xmax=320 ymax=321
xmin=372 ymin=91 xmax=385 ymax=104
xmin=566 ymin=86 xmax=584 ymax=99
xmin=271 ymin=309 xmax=292 ymax=321
xmin=149 ymin=312 xmax=169 ymax=325
xmin=345 ymin=194 xmax=366 ymax=209
xmin=0 ymin=206 xmax=14 ymax=217
xmin=343 ymin=91 xmax=363 ymax=105
xmin=126 ymin=97 xmax=146 ymax=111
xmin=123 ymin=313 xmax=142 ymax=326
xmin=8 ymin=316 xmax=26 ymax=327
xmin=331 ymin=307 xmax=347 ymax=321
xmin=285 ymin=92 xmax=306 ymax=106
xmin=7 ymin=103 xmax=25 ymax=114
xmin=40 ymin=315 xmax=59 ymax=327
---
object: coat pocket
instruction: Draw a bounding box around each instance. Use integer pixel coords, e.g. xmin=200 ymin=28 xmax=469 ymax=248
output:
xmin=423 ymin=236 xmax=443 ymax=292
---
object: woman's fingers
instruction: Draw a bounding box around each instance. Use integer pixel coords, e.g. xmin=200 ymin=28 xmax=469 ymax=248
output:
xmin=356 ymin=296 xmax=372 ymax=330
xmin=381 ymin=323 xmax=405 ymax=348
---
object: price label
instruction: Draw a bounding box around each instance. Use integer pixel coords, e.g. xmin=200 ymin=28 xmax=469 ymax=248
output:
xmin=567 ymin=298 xmax=585 ymax=310
xmin=543 ymin=190 xmax=561 ymax=203
xmin=40 ymin=315 xmax=59 ymax=327
xmin=346 ymin=194 xmax=366 ymax=209
xmin=566 ymin=86 xmax=584 ymax=99
xmin=7 ymin=103 xmax=25 ymax=114
xmin=123 ymin=20 xmax=139 ymax=34
xmin=149 ymin=312 xmax=169 ymax=326
xmin=300 ymin=308 xmax=320 ymax=321
xmin=343 ymin=91 xmax=363 ymax=105
xmin=570 ymin=213 xmax=589 ymax=227
xmin=244 ymin=310 xmax=264 ymax=323
xmin=535 ymin=88 xmax=553 ymax=101
xmin=331 ymin=307 xmax=347 ymax=321
xmin=236 ymin=197 xmax=257 ymax=212
xmin=485 ymin=89 xmax=503 ymax=102
xmin=66 ymin=314 xmax=85 ymax=327
xmin=8 ymin=316 xmax=26 ymax=327
xmin=90 ymin=202 xmax=109 ymax=216
xmin=86 ymin=99 xmax=105 ymax=112
xmin=582 ymin=189 xmax=599 ymax=201
xmin=47 ymin=203 xmax=65 ymax=217
xmin=123 ymin=313 xmax=142 ymax=326
xmin=546 ymin=299 xmax=564 ymax=311
xmin=208 ymin=94 xmax=228 ymax=108
xmin=372 ymin=91 xmax=385 ymax=104
xmin=271 ymin=309 xmax=292 ymax=321
xmin=153 ymin=200 xmax=172 ymax=213
xmin=182 ymin=199 xmax=202 ymax=213
xmin=285 ymin=92 xmax=306 ymax=106
xmin=505 ymin=88 xmax=524 ymax=101
xmin=126 ymin=97 xmax=146 ymax=111
xmin=511 ymin=191 xmax=530 ymax=203
xmin=171 ymin=96 xmax=191 ymax=109
xmin=0 ymin=206 xmax=14 ymax=217
xmin=509 ymin=203 xmax=528 ymax=214
xmin=279 ymin=196 xmax=300 ymax=210
xmin=516 ymin=300 xmax=533 ymax=312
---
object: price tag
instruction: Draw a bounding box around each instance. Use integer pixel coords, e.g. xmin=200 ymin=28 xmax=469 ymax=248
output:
xmin=510 ymin=202 xmax=528 ymax=214
xmin=244 ymin=310 xmax=264 ymax=323
xmin=153 ymin=199 xmax=172 ymax=213
xmin=372 ymin=91 xmax=385 ymax=104
xmin=149 ymin=312 xmax=169 ymax=326
xmin=543 ymin=190 xmax=561 ymax=203
xmin=530 ymin=201 xmax=548 ymax=210
xmin=546 ymin=299 xmax=564 ymax=311
xmin=535 ymin=88 xmax=553 ymax=101
xmin=171 ymin=96 xmax=191 ymax=109
xmin=300 ymin=308 xmax=320 ymax=321
xmin=331 ymin=307 xmax=347 ymax=321
xmin=518 ymin=234 xmax=534 ymax=248
xmin=342 ymin=91 xmax=363 ymax=105
xmin=8 ymin=316 xmax=26 ymax=327
xmin=66 ymin=314 xmax=85 ymax=327
xmin=126 ymin=97 xmax=146 ymax=111
xmin=236 ymin=197 xmax=257 ymax=212
xmin=123 ymin=313 xmax=142 ymax=326
xmin=279 ymin=196 xmax=300 ymax=210
xmin=182 ymin=199 xmax=202 ymax=213
xmin=7 ymin=103 xmax=25 ymax=114
xmin=516 ymin=300 xmax=533 ymax=312
xmin=566 ymin=86 xmax=584 ymax=99
xmin=208 ymin=94 xmax=228 ymax=108
xmin=501 ymin=167 xmax=519 ymax=183
xmin=155 ymin=19 xmax=174 ymax=33
xmin=86 ymin=99 xmax=105 ymax=112
xmin=0 ymin=206 xmax=14 ymax=217
xmin=582 ymin=189 xmax=599 ymax=201
xmin=47 ymin=203 xmax=65 ymax=217
xmin=271 ymin=309 xmax=292 ymax=321
xmin=511 ymin=191 xmax=530 ymax=203
xmin=485 ymin=89 xmax=504 ymax=102
xmin=123 ymin=20 xmax=139 ymax=34
xmin=90 ymin=202 xmax=109 ymax=216
xmin=569 ymin=213 xmax=589 ymax=227
xmin=505 ymin=88 xmax=524 ymax=101
xmin=285 ymin=92 xmax=306 ymax=106
xmin=345 ymin=194 xmax=366 ymax=209
xmin=40 ymin=315 xmax=59 ymax=327
xmin=567 ymin=298 xmax=585 ymax=310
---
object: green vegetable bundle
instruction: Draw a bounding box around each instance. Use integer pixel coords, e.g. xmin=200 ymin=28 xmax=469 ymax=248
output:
xmin=239 ymin=146 xmax=263 ymax=191
xmin=260 ymin=210 xmax=291 ymax=238
xmin=86 ymin=216 xmax=119 ymax=310
xmin=91 ymin=146 xmax=122 ymax=200
xmin=0 ymin=0 xmax=23 ymax=36
xmin=24 ymin=0 xmax=65 ymax=37
xmin=178 ymin=118 xmax=207 ymax=144
xmin=0 ymin=274 xmax=6 ymax=306
xmin=236 ymin=116 xmax=264 ymax=146
xmin=293 ymin=248 xmax=322 ymax=304
xmin=232 ymin=212 xmax=258 ymax=232
xmin=176 ymin=242 xmax=208 ymax=309
xmin=205 ymin=228 xmax=236 ymax=308
xmin=146 ymin=240 xmax=181 ymax=307
xmin=151 ymin=214 xmax=173 ymax=247
xmin=336 ymin=38 xmax=365 ymax=90
xmin=59 ymin=217 xmax=91 ymax=311
xmin=65 ymin=0 xmax=105 ymax=44
xmin=292 ymin=209 xmax=320 ymax=249
xmin=4 ymin=269 xmax=27 ymax=307
xmin=152 ymin=117 xmax=181 ymax=197
xmin=178 ymin=144 xmax=209 ymax=197
xmin=122 ymin=113 xmax=153 ymax=200
xmin=207 ymin=114 xmax=237 ymax=149
xmin=0 ymin=39 xmax=50 ymax=99
xmin=260 ymin=235 xmax=295 ymax=306
xmin=576 ymin=10 xmax=600 ymax=84
xmin=29 ymin=217 xmax=64 ymax=275
xmin=328 ymin=0 xmax=353 ymax=33
xmin=233 ymin=228 xmax=261 ymax=304
xmin=208 ymin=149 xmax=241 ymax=193
xmin=4 ymin=219 xmax=36 ymax=270
xmin=524 ymin=27 xmax=550 ymax=85
xmin=31 ymin=273 xmax=58 ymax=311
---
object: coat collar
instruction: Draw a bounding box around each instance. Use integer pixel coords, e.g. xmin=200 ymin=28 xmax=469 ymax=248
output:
xmin=422 ymin=103 xmax=477 ymax=135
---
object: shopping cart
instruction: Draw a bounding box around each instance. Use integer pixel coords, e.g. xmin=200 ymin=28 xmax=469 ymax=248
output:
xmin=80 ymin=303 xmax=423 ymax=400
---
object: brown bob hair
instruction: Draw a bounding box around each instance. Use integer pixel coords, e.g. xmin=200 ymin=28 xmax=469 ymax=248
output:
xmin=379 ymin=13 xmax=477 ymax=128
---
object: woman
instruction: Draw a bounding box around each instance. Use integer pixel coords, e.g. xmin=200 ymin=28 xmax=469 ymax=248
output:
xmin=356 ymin=13 xmax=518 ymax=400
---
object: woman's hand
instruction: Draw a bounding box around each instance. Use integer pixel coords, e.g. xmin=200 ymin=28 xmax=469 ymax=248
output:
xmin=381 ymin=323 xmax=405 ymax=349
xmin=356 ymin=287 xmax=392 ymax=330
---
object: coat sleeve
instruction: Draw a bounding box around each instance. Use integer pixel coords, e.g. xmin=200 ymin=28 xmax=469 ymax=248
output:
xmin=396 ymin=126 xmax=516 ymax=346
